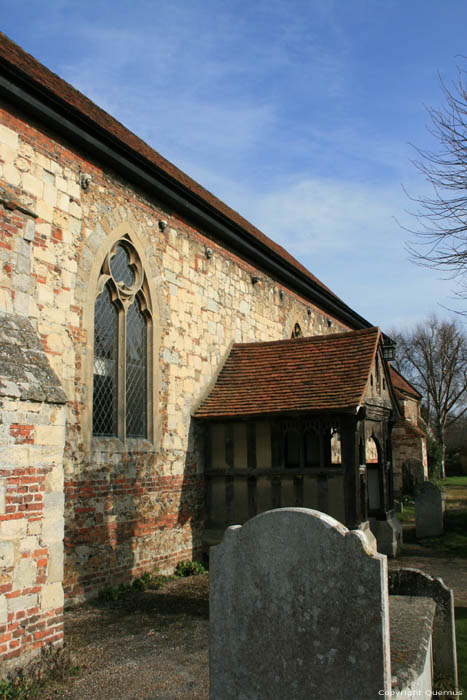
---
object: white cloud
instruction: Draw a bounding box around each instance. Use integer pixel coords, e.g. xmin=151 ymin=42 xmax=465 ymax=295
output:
xmin=30 ymin=1 xmax=458 ymax=330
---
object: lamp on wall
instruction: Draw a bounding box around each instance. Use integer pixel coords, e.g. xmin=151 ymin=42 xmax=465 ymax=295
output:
xmin=382 ymin=341 xmax=396 ymax=361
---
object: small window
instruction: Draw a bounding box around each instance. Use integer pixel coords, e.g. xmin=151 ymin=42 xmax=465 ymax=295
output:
xmin=291 ymin=323 xmax=303 ymax=339
xmin=331 ymin=430 xmax=342 ymax=464
xmin=93 ymin=239 xmax=152 ymax=439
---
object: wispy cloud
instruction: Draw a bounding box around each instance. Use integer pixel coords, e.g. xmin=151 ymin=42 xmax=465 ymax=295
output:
xmin=7 ymin=0 xmax=459 ymax=329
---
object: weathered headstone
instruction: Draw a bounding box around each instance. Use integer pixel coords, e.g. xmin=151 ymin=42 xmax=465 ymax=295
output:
xmin=389 ymin=567 xmax=458 ymax=691
xmin=414 ymin=481 xmax=445 ymax=538
xmin=210 ymin=507 xmax=391 ymax=700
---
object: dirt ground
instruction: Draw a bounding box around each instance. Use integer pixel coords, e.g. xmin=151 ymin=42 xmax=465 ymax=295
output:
xmin=35 ymin=544 xmax=467 ymax=700
xmin=38 ymin=478 xmax=467 ymax=700
xmin=389 ymin=541 xmax=467 ymax=603
xmin=44 ymin=575 xmax=210 ymax=700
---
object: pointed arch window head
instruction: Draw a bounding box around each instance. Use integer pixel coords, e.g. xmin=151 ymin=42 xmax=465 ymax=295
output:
xmin=93 ymin=238 xmax=152 ymax=440
xmin=291 ymin=323 xmax=303 ymax=339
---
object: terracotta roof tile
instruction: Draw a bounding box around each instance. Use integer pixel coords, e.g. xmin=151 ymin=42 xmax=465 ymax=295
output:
xmin=0 ymin=33 xmax=340 ymax=301
xmin=389 ymin=366 xmax=421 ymax=400
xmin=193 ymin=327 xmax=381 ymax=419
xmin=393 ymin=417 xmax=426 ymax=438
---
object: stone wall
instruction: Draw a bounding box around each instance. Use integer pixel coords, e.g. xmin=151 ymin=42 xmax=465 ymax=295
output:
xmin=0 ymin=399 xmax=66 ymax=669
xmin=0 ymin=314 xmax=66 ymax=670
xmin=391 ymin=420 xmax=427 ymax=497
xmin=0 ymin=101 xmax=350 ymax=604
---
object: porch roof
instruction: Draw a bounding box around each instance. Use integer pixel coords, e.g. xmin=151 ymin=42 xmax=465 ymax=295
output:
xmin=193 ymin=327 xmax=382 ymax=419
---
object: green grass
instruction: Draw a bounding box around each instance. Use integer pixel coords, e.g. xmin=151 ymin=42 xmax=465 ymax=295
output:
xmin=97 ymin=560 xmax=207 ymax=603
xmin=444 ymin=476 xmax=467 ymax=488
xmin=396 ymin=478 xmax=467 ymax=556
xmin=397 ymin=477 xmax=467 ymax=689
xmin=0 ymin=646 xmax=80 ymax=700
xmin=395 ymin=503 xmax=415 ymax=523
xmin=456 ymin=605 xmax=467 ymax=693
xmin=418 ymin=509 xmax=467 ymax=556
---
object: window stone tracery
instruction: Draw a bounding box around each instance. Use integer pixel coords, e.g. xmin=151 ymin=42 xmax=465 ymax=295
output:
xmin=93 ymin=237 xmax=152 ymax=439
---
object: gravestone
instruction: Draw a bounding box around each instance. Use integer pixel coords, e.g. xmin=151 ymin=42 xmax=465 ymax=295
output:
xmin=389 ymin=567 xmax=458 ymax=691
xmin=210 ymin=507 xmax=391 ymax=700
xmin=414 ymin=481 xmax=445 ymax=538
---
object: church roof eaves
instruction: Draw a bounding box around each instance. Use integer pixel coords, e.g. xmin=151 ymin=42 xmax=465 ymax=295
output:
xmin=0 ymin=32 xmax=372 ymax=330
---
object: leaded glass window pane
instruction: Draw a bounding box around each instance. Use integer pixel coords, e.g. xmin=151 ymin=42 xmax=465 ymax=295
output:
xmin=110 ymin=244 xmax=135 ymax=286
xmin=126 ymin=297 xmax=147 ymax=438
xmin=93 ymin=283 xmax=118 ymax=436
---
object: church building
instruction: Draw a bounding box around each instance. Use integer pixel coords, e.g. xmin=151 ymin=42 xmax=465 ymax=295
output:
xmin=0 ymin=33 xmax=403 ymax=669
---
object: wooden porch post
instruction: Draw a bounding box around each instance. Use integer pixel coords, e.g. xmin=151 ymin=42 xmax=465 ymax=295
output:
xmin=342 ymin=415 xmax=361 ymax=529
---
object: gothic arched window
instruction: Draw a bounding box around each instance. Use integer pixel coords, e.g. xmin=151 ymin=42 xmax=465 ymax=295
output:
xmin=291 ymin=322 xmax=303 ymax=339
xmin=93 ymin=238 xmax=152 ymax=439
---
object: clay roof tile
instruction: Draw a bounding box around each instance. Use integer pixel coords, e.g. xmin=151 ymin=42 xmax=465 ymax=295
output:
xmin=193 ymin=327 xmax=381 ymax=419
xmin=0 ymin=32 xmax=341 ymax=302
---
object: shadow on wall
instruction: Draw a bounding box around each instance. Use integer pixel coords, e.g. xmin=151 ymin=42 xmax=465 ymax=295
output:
xmin=63 ymin=426 xmax=204 ymax=603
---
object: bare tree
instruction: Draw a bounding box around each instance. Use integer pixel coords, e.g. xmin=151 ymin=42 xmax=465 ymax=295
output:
xmin=407 ymin=66 xmax=467 ymax=299
xmin=390 ymin=315 xmax=467 ymax=478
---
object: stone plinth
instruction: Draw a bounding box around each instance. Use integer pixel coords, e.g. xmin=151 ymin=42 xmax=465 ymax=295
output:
xmin=210 ymin=507 xmax=391 ymax=700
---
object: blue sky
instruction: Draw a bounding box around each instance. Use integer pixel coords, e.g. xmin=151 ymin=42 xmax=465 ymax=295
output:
xmin=2 ymin=0 xmax=467 ymax=331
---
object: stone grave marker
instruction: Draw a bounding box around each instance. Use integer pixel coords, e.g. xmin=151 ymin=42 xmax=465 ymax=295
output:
xmin=389 ymin=567 xmax=458 ymax=691
xmin=414 ymin=481 xmax=445 ymax=538
xmin=210 ymin=507 xmax=391 ymax=700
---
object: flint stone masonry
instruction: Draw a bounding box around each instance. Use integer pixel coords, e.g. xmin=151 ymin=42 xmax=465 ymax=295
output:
xmin=210 ymin=507 xmax=391 ymax=700
xmin=0 ymin=35 xmax=420 ymax=673
xmin=0 ymin=95 xmax=349 ymax=608
xmin=389 ymin=567 xmax=458 ymax=690
xmin=414 ymin=481 xmax=445 ymax=539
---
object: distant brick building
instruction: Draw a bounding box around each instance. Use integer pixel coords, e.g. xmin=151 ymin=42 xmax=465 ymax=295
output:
xmin=0 ymin=33 xmax=405 ymax=669
xmin=390 ymin=366 xmax=428 ymax=495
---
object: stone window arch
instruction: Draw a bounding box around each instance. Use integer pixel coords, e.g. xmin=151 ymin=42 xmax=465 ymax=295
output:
xmin=291 ymin=322 xmax=303 ymax=339
xmin=93 ymin=237 xmax=153 ymax=439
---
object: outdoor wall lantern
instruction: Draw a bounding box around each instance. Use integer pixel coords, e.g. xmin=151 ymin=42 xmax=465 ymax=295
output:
xmin=382 ymin=342 xmax=396 ymax=361
xmin=158 ymin=220 xmax=168 ymax=232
